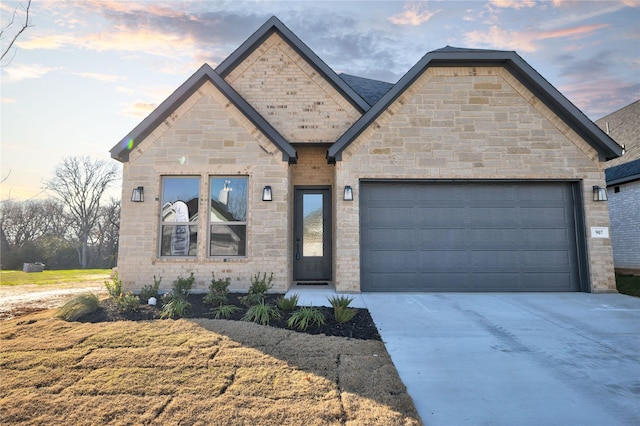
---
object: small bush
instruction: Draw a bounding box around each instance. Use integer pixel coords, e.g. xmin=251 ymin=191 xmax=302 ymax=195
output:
xmin=114 ymin=292 xmax=140 ymax=313
xmin=287 ymin=306 xmax=326 ymax=331
xmin=211 ymin=304 xmax=241 ymax=319
xmin=204 ymin=273 xmax=231 ymax=306
xmin=240 ymin=272 xmax=274 ymax=307
xmin=160 ymin=297 xmax=191 ymax=319
xmin=276 ymin=293 xmax=299 ymax=312
xmin=104 ymin=272 xmax=123 ymax=299
xmin=328 ymin=295 xmax=354 ymax=309
xmin=172 ymin=273 xmax=195 ymax=300
xmin=242 ymin=300 xmax=281 ymax=325
xmin=139 ymin=275 xmax=162 ymax=301
xmin=334 ymin=306 xmax=357 ymax=324
xmin=55 ymin=293 xmax=100 ymax=321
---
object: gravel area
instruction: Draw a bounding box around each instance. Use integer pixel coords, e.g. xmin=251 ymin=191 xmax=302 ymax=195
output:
xmin=0 ymin=282 xmax=108 ymax=320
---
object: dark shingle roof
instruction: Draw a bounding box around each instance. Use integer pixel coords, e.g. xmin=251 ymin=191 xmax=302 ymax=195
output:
xmin=605 ymin=158 xmax=640 ymax=185
xmin=339 ymin=74 xmax=394 ymax=107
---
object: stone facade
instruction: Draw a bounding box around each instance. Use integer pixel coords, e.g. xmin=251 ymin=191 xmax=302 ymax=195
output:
xmin=118 ymin=81 xmax=292 ymax=293
xmin=334 ymin=67 xmax=615 ymax=292
xmin=114 ymin=18 xmax=618 ymax=294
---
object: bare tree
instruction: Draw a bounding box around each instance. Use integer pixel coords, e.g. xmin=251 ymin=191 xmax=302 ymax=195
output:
xmin=44 ymin=156 xmax=119 ymax=268
xmin=1 ymin=0 xmax=32 ymax=65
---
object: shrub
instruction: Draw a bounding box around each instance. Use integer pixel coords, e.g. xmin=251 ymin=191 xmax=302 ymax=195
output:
xmin=55 ymin=293 xmax=100 ymax=321
xmin=114 ymin=292 xmax=140 ymax=313
xmin=240 ymin=272 xmax=274 ymax=307
xmin=204 ymin=273 xmax=231 ymax=306
xmin=160 ymin=297 xmax=191 ymax=319
xmin=334 ymin=306 xmax=357 ymax=324
xmin=242 ymin=300 xmax=281 ymax=325
xmin=211 ymin=304 xmax=241 ymax=319
xmin=276 ymin=293 xmax=299 ymax=312
xmin=328 ymin=295 xmax=354 ymax=309
xmin=287 ymin=306 xmax=326 ymax=331
xmin=139 ymin=275 xmax=162 ymax=302
xmin=172 ymin=273 xmax=195 ymax=300
xmin=104 ymin=271 xmax=123 ymax=299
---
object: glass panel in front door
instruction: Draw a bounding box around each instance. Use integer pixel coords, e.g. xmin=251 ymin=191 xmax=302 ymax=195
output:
xmin=303 ymin=193 xmax=323 ymax=257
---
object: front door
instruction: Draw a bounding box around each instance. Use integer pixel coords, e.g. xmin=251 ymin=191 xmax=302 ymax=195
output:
xmin=294 ymin=186 xmax=332 ymax=281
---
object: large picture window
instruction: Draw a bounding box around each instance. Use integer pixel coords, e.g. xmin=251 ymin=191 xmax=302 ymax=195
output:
xmin=160 ymin=177 xmax=199 ymax=257
xmin=210 ymin=177 xmax=247 ymax=256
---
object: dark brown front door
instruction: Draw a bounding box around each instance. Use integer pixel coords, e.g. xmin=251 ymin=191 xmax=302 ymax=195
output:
xmin=294 ymin=186 xmax=332 ymax=281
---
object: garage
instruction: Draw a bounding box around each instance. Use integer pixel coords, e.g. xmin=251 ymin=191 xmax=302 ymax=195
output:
xmin=360 ymin=181 xmax=584 ymax=292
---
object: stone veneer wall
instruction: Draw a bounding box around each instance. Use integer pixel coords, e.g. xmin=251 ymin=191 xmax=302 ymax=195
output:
xmin=118 ymin=81 xmax=292 ymax=293
xmin=224 ymin=33 xmax=361 ymax=143
xmin=334 ymin=67 xmax=616 ymax=293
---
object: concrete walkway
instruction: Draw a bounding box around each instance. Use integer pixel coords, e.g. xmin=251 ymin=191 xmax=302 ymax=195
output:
xmin=288 ymin=288 xmax=640 ymax=425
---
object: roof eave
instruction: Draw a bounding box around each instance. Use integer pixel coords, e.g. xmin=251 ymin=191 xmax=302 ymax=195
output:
xmin=328 ymin=49 xmax=624 ymax=162
xmin=110 ymin=64 xmax=297 ymax=164
xmin=216 ymin=16 xmax=370 ymax=113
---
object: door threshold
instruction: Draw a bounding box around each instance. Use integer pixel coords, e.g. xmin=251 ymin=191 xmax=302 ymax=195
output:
xmin=296 ymin=282 xmax=330 ymax=286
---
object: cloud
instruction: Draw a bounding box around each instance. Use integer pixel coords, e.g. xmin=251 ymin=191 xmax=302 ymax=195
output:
xmin=17 ymin=34 xmax=72 ymax=50
xmin=388 ymin=3 xmax=441 ymax=26
xmin=465 ymin=26 xmax=538 ymax=52
xmin=465 ymin=23 xmax=609 ymax=52
xmin=71 ymin=72 xmax=125 ymax=83
xmin=2 ymin=64 xmax=55 ymax=83
xmin=1 ymin=98 xmax=17 ymax=104
xmin=539 ymin=23 xmax=609 ymax=40
xmin=121 ymin=101 xmax=157 ymax=118
xmin=490 ymin=0 xmax=535 ymax=9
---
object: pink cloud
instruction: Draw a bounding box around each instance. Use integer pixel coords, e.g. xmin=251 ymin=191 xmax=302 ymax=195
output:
xmin=539 ymin=23 xmax=609 ymax=40
xmin=389 ymin=3 xmax=441 ymax=26
xmin=490 ymin=0 xmax=535 ymax=9
xmin=121 ymin=101 xmax=157 ymax=118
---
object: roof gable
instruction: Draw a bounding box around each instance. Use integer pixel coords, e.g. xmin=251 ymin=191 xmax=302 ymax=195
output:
xmin=598 ymin=100 xmax=640 ymax=167
xmin=110 ymin=63 xmax=297 ymax=163
xmin=216 ymin=16 xmax=370 ymax=113
xmin=328 ymin=46 xmax=623 ymax=162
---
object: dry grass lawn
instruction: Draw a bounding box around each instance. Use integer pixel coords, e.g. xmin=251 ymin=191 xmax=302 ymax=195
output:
xmin=0 ymin=310 xmax=422 ymax=425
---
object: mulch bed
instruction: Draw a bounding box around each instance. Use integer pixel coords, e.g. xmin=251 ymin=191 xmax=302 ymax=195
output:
xmin=78 ymin=293 xmax=381 ymax=341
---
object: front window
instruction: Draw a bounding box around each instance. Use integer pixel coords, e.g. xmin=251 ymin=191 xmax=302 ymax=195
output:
xmin=160 ymin=177 xmax=199 ymax=256
xmin=210 ymin=177 xmax=247 ymax=256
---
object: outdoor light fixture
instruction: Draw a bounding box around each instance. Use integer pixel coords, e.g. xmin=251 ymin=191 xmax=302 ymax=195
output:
xmin=131 ymin=186 xmax=144 ymax=202
xmin=592 ymin=186 xmax=608 ymax=202
xmin=343 ymin=186 xmax=353 ymax=201
xmin=262 ymin=186 xmax=272 ymax=201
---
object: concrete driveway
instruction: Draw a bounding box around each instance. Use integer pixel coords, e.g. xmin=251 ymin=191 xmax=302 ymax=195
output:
xmin=362 ymin=293 xmax=640 ymax=426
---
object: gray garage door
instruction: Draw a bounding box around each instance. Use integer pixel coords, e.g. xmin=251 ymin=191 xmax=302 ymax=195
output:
xmin=360 ymin=181 xmax=582 ymax=292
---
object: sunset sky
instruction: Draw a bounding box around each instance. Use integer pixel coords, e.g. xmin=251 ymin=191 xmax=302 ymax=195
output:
xmin=1 ymin=0 xmax=639 ymax=200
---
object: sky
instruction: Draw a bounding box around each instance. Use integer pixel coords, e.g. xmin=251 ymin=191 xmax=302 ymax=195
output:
xmin=1 ymin=0 xmax=639 ymax=201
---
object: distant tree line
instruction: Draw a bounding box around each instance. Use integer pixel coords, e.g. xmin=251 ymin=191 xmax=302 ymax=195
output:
xmin=0 ymin=156 xmax=120 ymax=270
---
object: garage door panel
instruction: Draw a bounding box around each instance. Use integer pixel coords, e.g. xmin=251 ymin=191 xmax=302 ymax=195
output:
xmin=361 ymin=181 xmax=581 ymax=292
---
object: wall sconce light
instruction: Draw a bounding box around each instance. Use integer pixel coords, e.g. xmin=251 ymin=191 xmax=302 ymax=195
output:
xmin=131 ymin=186 xmax=144 ymax=202
xmin=343 ymin=186 xmax=354 ymax=201
xmin=592 ymin=186 xmax=608 ymax=202
xmin=262 ymin=186 xmax=272 ymax=201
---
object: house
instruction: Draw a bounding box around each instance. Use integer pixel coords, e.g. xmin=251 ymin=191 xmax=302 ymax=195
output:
xmin=111 ymin=16 xmax=622 ymax=293
xmin=597 ymin=100 xmax=640 ymax=274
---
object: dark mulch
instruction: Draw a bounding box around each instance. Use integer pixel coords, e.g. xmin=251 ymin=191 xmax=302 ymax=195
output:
xmin=78 ymin=293 xmax=381 ymax=341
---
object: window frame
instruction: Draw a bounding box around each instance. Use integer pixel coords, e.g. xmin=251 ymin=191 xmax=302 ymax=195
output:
xmin=208 ymin=176 xmax=249 ymax=258
xmin=158 ymin=176 xmax=200 ymax=258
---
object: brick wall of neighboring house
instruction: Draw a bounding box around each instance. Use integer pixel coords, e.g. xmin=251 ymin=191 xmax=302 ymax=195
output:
xmin=334 ymin=66 xmax=615 ymax=293
xmin=118 ymin=81 xmax=292 ymax=293
xmin=607 ymin=180 xmax=640 ymax=271
xmin=224 ymin=33 xmax=362 ymax=143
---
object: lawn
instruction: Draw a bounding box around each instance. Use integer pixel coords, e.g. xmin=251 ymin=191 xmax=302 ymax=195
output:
xmin=616 ymin=274 xmax=640 ymax=297
xmin=0 ymin=269 xmax=111 ymax=287
xmin=0 ymin=310 xmax=422 ymax=425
